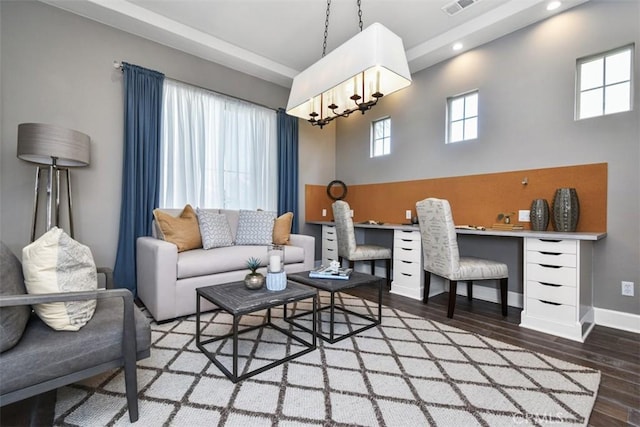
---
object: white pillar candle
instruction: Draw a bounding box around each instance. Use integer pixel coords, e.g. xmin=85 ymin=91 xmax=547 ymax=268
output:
xmin=269 ymin=255 xmax=281 ymax=273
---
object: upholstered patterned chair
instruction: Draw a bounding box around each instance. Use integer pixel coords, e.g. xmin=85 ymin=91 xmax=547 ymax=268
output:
xmin=415 ymin=198 xmax=508 ymax=318
xmin=332 ymin=200 xmax=392 ymax=287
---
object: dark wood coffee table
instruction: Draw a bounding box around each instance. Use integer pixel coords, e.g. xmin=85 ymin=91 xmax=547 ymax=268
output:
xmin=286 ymin=271 xmax=383 ymax=343
xmin=196 ymin=280 xmax=316 ymax=382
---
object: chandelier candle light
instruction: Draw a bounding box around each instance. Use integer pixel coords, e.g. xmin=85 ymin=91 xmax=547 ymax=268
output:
xmin=286 ymin=0 xmax=412 ymax=128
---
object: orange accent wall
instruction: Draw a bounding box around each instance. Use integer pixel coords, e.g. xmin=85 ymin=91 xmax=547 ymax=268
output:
xmin=305 ymin=163 xmax=607 ymax=232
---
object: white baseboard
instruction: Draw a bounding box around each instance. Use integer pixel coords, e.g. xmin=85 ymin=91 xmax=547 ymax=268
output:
xmin=451 ymin=282 xmax=523 ymax=309
xmin=594 ymin=307 xmax=640 ymax=334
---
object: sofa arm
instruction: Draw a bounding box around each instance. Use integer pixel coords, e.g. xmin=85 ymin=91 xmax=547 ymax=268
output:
xmin=136 ymin=236 xmax=178 ymax=322
xmin=289 ymin=233 xmax=315 ymax=271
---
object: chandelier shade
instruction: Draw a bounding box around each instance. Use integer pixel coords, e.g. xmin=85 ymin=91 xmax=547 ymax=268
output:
xmin=286 ymin=23 xmax=412 ymax=127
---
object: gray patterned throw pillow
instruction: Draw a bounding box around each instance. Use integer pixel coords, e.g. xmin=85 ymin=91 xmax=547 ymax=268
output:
xmin=196 ymin=209 xmax=233 ymax=249
xmin=235 ymin=210 xmax=276 ymax=245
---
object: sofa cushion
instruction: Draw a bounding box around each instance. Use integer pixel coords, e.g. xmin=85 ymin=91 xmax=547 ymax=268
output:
xmin=0 ymin=297 xmax=150 ymax=395
xmin=196 ymin=209 xmax=233 ymax=249
xmin=153 ymin=204 xmax=202 ymax=252
xmin=220 ymin=209 xmax=240 ymax=242
xmin=21 ymin=228 xmax=98 ymax=331
xmin=177 ymin=245 xmax=305 ymax=279
xmin=0 ymin=243 xmax=31 ymax=353
xmin=273 ymin=212 xmax=294 ymax=245
xmin=235 ymin=210 xmax=276 ymax=245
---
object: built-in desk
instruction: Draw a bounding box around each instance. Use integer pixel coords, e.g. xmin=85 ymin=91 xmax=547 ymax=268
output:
xmin=308 ymin=220 xmax=606 ymax=342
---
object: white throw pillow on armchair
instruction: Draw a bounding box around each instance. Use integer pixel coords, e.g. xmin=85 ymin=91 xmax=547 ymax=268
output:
xmin=22 ymin=227 xmax=97 ymax=331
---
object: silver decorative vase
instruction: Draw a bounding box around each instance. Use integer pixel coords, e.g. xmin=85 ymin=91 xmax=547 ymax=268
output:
xmin=552 ymin=188 xmax=580 ymax=232
xmin=530 ymin=199 xmax=549 ymax=231
xmin=244 ymin=273 xmax=265 ymax=290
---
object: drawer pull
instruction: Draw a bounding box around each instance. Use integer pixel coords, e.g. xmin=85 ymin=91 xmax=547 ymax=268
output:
xmin=401 ymin=273 xmax=412 ymax=277
xmin=538 ymin=282 xmax=561 ymax=288
xmin=539 ymin=251 xmax=561 ymax=256
xmin=540 ymin=264 xmax=561 ymax=269
xmin=539 ymin=300 xmax=561 ymax=306
xmin=326 ymin=238 xmax=335 ymax=242
xmin=401 ymin=260 xmax=411 ymax=264
xmin=539 ymin=239 xmax=562 ymax=243
xmin=401 ymin=247 xmax=412 ymax=251
xmin=327 ymin=248 xmax=334 ymax=252
xmin=401 ymin=239 xmax=412 ymax=242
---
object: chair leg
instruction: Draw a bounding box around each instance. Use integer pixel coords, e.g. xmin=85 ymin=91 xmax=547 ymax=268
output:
xmin=467 ymin=281 xmax=473 ymax=301
xmin=349 ymin=260 xmax=355 ymax=269
xmin=385 ymin=258 xmax=391 ymax=289
xmin=447 ymin=280 xmax=458 ymax=318
xmin=370 ymin=260 xmax=375 ymax=275
xmin=500 ymin=277 xmax=508 ymax=316
xmin=423 ymin=271 xmax=431 ymax=303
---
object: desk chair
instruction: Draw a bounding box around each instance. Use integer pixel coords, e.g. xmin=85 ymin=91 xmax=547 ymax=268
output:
xmin=415 ymin=198 xmax=508 ymax=318
xmin=332 ymin=200 xmax=392 ymax=288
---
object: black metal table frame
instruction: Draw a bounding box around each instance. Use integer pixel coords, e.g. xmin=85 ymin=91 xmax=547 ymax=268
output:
xmin=196 ymin=292 xmax=317 ymax=383
xmin=285 ymin=278 xmax=382 ymax=344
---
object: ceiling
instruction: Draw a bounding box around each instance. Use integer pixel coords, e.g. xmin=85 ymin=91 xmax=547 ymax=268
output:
xmin=41 ymin=0 xmax=588 ymax=88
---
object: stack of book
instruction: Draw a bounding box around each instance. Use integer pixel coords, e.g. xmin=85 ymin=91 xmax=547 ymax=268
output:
xmin=309 ymin=265 xmax=353 ymax=280
xmin=491 ymin=223 xmax=525 ymax=231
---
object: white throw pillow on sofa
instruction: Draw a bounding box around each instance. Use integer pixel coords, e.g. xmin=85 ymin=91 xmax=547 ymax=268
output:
xmin=235 ymin=210 xmax=276 ymax=245
xmin=22 ymin=227 xmax=97 ymax=331
xmin=197 ymin=208 xmax=234 ymax=249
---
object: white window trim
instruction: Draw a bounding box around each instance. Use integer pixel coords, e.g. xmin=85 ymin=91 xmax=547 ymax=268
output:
xmin=370 ymin=116 xmax=391 ymax=157
xmin=446 ymin=89 xmax=479 ymax=144
xmin=575 ymin=43 xmax=634 ymax=120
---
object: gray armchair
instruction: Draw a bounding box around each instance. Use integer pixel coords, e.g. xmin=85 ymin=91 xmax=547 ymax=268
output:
xmin=0 ymin=244 xmax=151 ymax=423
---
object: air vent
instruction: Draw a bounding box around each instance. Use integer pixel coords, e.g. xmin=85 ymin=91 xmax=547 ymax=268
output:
xmin=441 ymin=0 xmax=480 ymax=16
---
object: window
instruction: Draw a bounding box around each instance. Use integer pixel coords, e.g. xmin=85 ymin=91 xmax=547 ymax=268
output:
xmin=159 ymin=79 xmax=277 ymax=210
xmin=447 ymin=90 xmax=478 ymax=143
xmin=576 ymin=45 xmax=633 ymax=119
xmin=371 ymin=117 xmax=391 ymax=157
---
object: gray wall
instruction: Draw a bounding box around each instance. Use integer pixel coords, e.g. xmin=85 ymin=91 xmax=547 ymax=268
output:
xmin=0 ymin=1 xmax=316 ymax=268
xmin=330 ymin=0 xmax=639 ymax=314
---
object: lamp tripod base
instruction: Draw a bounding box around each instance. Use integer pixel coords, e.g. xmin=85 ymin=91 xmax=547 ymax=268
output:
xmin=30 ymin=164 xmax=75 ymax=242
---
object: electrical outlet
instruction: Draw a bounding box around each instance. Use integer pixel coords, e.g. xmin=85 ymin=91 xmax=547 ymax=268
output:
xmin=405 ymin=210 xmax=412 ymax=220
xmin=622 ymin=281 xmax=634 ymax=296
xmin=322 ymin=209 xmax=327 ymax=217
xmin=518 ymin=210 xmax=530 ymax=222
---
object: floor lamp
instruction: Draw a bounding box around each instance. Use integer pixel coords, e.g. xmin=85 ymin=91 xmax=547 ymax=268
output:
xmin=17 ymin=123 xmax=91 ymax=242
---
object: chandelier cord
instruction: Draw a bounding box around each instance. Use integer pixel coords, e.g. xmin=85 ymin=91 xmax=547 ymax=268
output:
xmin=357 ymin=0 xmax=363 ymax=32
xmin=322 ymin=0 xmax=331 ymax=57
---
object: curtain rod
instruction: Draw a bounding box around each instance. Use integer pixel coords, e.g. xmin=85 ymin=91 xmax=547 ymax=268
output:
xmin=113 ymin=61 xmax=279 ymax=112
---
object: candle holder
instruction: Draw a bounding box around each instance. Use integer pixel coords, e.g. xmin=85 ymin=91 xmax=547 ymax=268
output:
xmin=266 ymin=244 xmax=287 ymax=291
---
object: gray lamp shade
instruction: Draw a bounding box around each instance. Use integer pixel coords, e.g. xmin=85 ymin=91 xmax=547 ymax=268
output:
xmin=17 ymin=123 xmax=90 ymax=167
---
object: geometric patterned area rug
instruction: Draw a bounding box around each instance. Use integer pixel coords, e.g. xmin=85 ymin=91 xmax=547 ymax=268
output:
xmin=53 ymin=292 xmax=600 ymax=426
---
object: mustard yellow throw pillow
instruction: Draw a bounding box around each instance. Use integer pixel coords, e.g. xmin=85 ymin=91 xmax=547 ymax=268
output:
xmin=153 ymin=204 xmax=202 ymax=252
xmin=273 ymin=212 xmax=294 ymax=245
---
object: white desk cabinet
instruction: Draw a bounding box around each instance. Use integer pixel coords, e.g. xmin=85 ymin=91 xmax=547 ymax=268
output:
xmin=390 ymin=229 xmax=423 ymax=300
xmin=520 ymin=237 xmax=595 ymax=342
xmin=321 ymin=225 xmax=338 ymax=266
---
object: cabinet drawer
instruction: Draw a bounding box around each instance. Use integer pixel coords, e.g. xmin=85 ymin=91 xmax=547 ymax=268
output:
xmin=394 ymin=246 xmax=422 ymax=263
xmin=526 ymin=238 xmax=577 ymax=254
xmin=393 ymin=269 xmax=420 ymax=286
xmin=323 ymin=237 xmax=338 ymax=250
xmin=526 ymin=251 xmax=576 ymax=267
xmin=527 ymin=281 xmax=576 ymax=306
xmin=322 ymin=226 xmax=336 ymax=239
xmin=527 ymin=263 xmax=577 ymax=286
xmin=394 ymin=259 xmax=421 ymax=276
xmin=322 ymin=247 xmax=337 ymax=260
xmin=395 ymin=230 xmax=421 ymax=242
xmin=394 ymin=237 xmax=421 ymax=251
xmin=526 ymin=298 xmax=576 ymax=324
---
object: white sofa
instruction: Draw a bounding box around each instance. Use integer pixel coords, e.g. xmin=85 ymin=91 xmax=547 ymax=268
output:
xmin=136 ymin=209 xmax=315 ymax=322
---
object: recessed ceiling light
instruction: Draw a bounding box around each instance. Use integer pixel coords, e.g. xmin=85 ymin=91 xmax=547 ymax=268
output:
xmin=453 ymin=42 xmax=463 ymax=51
xmin=547 ymin=1 xmax=561 ymax=11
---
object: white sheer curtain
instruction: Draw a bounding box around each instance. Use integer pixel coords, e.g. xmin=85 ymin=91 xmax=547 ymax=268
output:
xmin=159 ymin=79 xmax=277 ymax=210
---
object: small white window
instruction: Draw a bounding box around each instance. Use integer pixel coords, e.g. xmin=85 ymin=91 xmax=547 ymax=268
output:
xmin=447 ymin=91 xmax=478 ymax=143
xmin=371 ymin=117 xmax=391 ymax=157
xmin=576 ymin=44 xmax=634 ymax=120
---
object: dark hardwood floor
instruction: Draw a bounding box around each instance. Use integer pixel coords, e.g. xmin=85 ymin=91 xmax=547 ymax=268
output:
xmin=346 ymin=286 xmax=640 ymax=427
xmin=2 ymin=288 xmax=638 ymax=426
